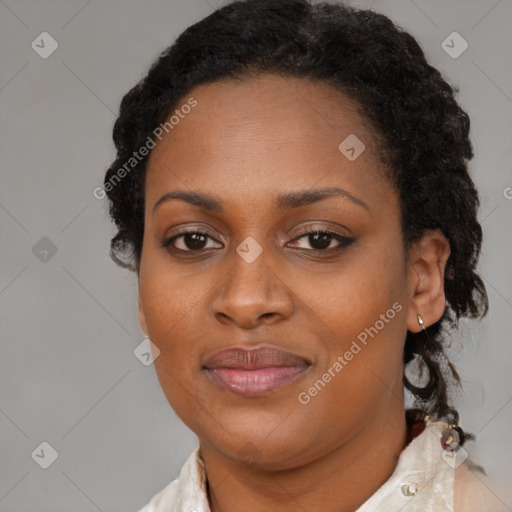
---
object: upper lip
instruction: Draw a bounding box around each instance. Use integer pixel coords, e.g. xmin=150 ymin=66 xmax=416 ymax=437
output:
xmin=203 ymin=345 xmax=311 ymax=370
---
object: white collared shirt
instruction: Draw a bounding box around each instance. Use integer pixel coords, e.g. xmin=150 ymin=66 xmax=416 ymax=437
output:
xmin=137 ymin=421 xmax=505 ymax=511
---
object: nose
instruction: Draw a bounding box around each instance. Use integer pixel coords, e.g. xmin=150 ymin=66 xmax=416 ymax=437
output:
xmin=210 ymin=245 xmax=294 ymax=329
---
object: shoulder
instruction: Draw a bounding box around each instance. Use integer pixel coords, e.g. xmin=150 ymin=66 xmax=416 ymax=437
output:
xmin=135 ymin=448 xmax=208 ymax=512
xmin=454 ymin=460 xmax=508 ymax=512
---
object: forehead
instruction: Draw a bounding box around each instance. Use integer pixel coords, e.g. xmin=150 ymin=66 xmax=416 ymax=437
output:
xmin=145 ymin=73 xmax=391 ymax=209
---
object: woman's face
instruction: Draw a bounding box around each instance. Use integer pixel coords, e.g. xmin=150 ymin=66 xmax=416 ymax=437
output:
xmin=138 ymin=74 xmax=421 ymax=469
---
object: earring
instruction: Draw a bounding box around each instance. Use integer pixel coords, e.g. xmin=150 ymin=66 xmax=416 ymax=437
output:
xmin=441 ymin=424 xmax=466 ymax=451
xmin=417 ymin=314 xmax=426 ymax=331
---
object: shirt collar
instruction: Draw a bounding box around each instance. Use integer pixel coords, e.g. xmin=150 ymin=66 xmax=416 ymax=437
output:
xmin=167 ymin=419 xmax=455 ymax=512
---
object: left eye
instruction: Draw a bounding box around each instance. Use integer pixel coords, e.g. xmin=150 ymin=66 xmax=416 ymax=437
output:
xmin=290 ymin=230 xmax=354 ymax=251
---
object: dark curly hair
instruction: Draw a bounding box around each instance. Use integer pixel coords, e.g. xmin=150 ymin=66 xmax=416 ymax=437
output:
xmin=104 ymin=0 xmax=488 ymax=422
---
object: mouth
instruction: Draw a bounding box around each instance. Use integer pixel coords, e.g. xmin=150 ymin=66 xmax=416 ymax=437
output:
xmin=203 ymin=345 xmax=311 ymax=397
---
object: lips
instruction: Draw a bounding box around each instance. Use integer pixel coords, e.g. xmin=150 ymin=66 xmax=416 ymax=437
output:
xmin=203 ymin=345 xmax=311 ymax=397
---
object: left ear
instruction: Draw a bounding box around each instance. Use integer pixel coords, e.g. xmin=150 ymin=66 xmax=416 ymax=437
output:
xmin=406 ymin=229 xmax=451 ymax=333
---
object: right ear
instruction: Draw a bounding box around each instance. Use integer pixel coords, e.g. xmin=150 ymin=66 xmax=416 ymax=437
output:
xmin=138 ymin=298 xmax=148 ymax=335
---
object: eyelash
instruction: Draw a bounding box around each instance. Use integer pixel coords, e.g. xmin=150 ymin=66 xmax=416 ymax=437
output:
xmin=162 ymin=228 xmax=355 ymax=254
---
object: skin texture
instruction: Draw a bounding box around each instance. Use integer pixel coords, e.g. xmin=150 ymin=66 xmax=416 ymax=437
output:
xmin=137 ymin=74 xmax=450 ymax=512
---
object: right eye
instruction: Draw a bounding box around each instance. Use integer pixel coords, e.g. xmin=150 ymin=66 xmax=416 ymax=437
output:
xmin=162 ymin=230 xmax=224 ymax=252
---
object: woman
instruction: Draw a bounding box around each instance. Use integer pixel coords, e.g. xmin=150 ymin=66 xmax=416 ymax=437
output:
xmin=104 ymin=1 xmax=499 ymax=510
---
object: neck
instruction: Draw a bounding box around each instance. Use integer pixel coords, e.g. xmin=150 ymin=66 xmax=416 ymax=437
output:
xmin=200 ymin=401 xmax=408 ymax=512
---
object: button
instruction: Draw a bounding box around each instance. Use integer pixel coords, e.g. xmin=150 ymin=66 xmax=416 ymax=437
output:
xmin=401 ymin=483 xmax=419 ymax=496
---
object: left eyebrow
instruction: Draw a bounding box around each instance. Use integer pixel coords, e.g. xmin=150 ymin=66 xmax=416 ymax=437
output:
xmin=152 ymin=186 xmax=370 ymax=216
xmin=276 ymin=187 xmax=370 ymax=212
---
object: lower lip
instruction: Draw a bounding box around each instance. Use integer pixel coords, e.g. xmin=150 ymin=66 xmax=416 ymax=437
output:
xmin=206 ymin=366 xmax=308 ymax=397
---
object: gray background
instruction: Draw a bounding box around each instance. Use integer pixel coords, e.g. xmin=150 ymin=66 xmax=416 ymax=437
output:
xmin=1 ymin=0 xmax=511 ymax=510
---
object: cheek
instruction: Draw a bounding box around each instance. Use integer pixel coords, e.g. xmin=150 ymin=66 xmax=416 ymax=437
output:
xmin=296 ymin=241 xmax=408 ymax=403
xmin=298 ymin=243 xmax=406 ymax=344
xmin=138 ymin=272 xmax=211 ymax=424
xmin=138 ymin=260 xmax=209 ymax=361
